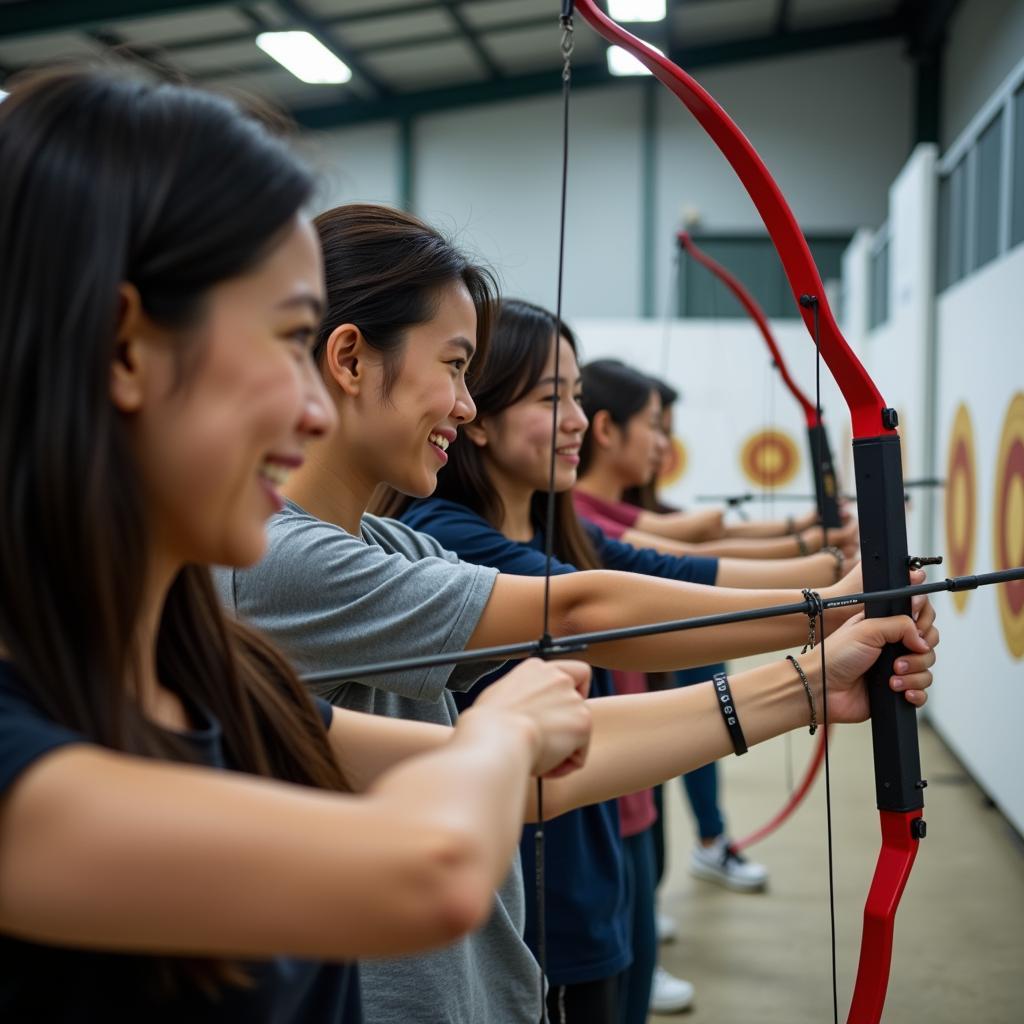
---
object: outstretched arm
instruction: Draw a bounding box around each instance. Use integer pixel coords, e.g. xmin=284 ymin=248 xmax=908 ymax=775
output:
xmin=538 ymin=605 xmax=938 ymax=819
xmin=0 ymin=660 xmax=590 ymax=961
xmin=470 ymin=563 xmax=914 ymax=672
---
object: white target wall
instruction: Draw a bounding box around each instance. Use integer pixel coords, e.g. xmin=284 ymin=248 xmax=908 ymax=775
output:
xmin=929 ymin=246 xmax=1024 ymax=835
xmin=845 ymin=75 xmax=1024 ymax=834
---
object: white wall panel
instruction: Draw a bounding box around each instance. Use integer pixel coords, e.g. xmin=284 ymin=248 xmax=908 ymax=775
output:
xmin=932 ymin=245 xmax=1024 ymax=835
xmin=300 ymin=121 xmax=401 ymax=213
xmin=415 ymin=85 xmax=646 ymax=318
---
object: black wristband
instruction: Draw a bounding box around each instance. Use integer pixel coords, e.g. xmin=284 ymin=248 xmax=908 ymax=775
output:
xmin=712 ymin=671 xmax=747 ymax=756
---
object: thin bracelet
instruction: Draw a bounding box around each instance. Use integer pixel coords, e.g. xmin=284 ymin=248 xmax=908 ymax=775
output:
xmin=712 ymin=672 xmax=748 ymax=755
xmin=795 ymin=530 xmax=810 ymax=556
xmin=822 ymin=544 xmax=844 ymax=583
xmin=800 ymin=588 xmax=818 ymax=652
xmin=786 ymin=655 xmax=818 ymax=735
xmin=785 ymin=515 xmax=796 ymax=536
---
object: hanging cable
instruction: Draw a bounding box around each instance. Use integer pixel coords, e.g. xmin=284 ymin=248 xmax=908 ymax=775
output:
xmin=535 ymin=8 xmax=575 ymax=1022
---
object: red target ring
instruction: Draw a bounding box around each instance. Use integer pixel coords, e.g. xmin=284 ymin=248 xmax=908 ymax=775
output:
xmin=993 ymin=393 xmax=1024 ymax=658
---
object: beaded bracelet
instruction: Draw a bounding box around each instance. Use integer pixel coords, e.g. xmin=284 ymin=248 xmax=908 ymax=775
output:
xmin=786 ymin=655 xmax=818 ymax=735
xmin=822 ymin=544 xmax=845 ymax=583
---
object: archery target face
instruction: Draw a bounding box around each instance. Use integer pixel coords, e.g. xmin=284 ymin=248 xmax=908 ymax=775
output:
xmin=994 ymin=392 xmax=1024 ymax=659
xmin=944 ymin=404 xmax=976 ymax=613
xmin=657 ymin=435 xmax=688 ymax=487
xmin=740 ymin=429 xmax=800 ymax=489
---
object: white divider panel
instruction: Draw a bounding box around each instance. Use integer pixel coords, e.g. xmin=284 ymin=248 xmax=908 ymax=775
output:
xmin=933 ymin=245 xmax=1024 ymax=835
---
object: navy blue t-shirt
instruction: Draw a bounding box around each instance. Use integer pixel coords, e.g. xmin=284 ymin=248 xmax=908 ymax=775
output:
xmin=400 ymin=498 xmax=719 ymax=986
xmin=0 ymin=660 xmax=361 ymax=1023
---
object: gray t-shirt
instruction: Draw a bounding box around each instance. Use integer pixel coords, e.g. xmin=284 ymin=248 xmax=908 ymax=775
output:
xmin=213 ymin=500 xmax=542 ymax=1024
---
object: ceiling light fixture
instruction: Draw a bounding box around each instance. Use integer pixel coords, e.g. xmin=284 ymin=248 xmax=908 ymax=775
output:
xmin=256 ymin=31 xmax=351 ymax=85
xmin=607 ymin=43 xmax=663 ymax=77
xmin=607 ymin=0 xmax=666 ymax=22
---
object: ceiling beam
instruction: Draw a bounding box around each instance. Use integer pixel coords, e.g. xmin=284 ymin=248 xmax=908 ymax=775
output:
xmin=0 ymin=0 xmax=218 ymax=37
xmin=439 ymin=2 xmax=502 ymax=81
xmin=85 ymin=26 xmax=187 ymax=79
xmin=292 ymin=11 xmax=908 ymax=130
xmin=775 ymin=0 xmax=791 ymax=36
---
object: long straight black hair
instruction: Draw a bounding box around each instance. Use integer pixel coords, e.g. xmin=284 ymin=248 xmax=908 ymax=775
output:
xmin=0 ymin=66 xmax=345 ymax=991
xmin=377 ymin=299 xmax=601 ymax=571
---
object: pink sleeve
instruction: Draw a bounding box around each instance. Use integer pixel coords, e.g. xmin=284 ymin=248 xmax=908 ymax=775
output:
xmin=611 ymin=670 xmax=658 ymax=837
xmin=572 ymin=490 xmax=641 ymax=529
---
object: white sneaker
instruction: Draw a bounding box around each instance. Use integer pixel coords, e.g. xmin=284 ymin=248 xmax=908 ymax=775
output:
xmin=656 ymin=911 xmax=678 ymax=944
xmin=649 ymin=966 xmax=694 ymax=1013
xmin=689 ymin=836 xmax=768 ymax=892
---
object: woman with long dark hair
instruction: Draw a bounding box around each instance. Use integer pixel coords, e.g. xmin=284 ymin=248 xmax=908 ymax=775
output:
xmin=0 ymin=67 xmax=597 ymax=1022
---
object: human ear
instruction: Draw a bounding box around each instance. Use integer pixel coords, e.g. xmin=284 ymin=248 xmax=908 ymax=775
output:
xmin=590 ymin=409 xmax=618 ymax=449
xmin=109 ymin=283 xmax=149 ymax=414
xmin=322 ymin=324 xmax=365 ymax=397
xmin=463 ymin=420 xmax=488 ymax=448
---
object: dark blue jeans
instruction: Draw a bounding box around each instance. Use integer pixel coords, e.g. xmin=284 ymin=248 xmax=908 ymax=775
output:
xmin=618 ymin=828 xmax=657 ymax=1024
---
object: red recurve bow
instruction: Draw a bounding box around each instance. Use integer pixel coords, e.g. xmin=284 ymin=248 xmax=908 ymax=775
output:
xmin=574 ymin=3 xmax=926 ymax=1021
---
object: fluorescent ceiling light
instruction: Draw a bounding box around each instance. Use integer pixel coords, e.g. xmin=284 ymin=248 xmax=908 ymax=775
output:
xmin=0 ymin=89 xmax=7 ymax=101
xmin=608 ymin=0 xmax=666 ymax=21
xmin=607 ymin=44 xmax=663 ymax=77
xmin=256 ymin=31 xmax=351 ymax=85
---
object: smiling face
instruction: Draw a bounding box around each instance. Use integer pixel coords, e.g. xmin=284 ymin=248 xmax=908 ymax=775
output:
xmin=338 ymin=280 xmax=479 ymax=499
xmin=120 ymin=216 xmax=335 ymax=570
xmin=472 ymin=334 xmax=588 ymax=497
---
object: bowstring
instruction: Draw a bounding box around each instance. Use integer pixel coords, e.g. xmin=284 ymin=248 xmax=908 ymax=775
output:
xmin=534 ymin=11 xmax=574 ymax=1023
xmin=803 ymin=294 xmax=839 ymax=1024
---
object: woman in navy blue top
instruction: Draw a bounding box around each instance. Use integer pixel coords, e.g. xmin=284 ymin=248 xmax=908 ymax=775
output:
xmin=0 ymin=69 xmax=597 ymax=1022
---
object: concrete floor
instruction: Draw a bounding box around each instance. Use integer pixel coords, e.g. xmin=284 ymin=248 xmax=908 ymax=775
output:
xmin=650 ymin=685 xmax=1024 ymax=1023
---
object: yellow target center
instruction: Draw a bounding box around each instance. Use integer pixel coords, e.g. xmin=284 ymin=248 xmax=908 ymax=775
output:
xmin=1007 ymin=474 xmax=1024 ymax=566
xmin=758 ymin=445 xmax=784 ymax=475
